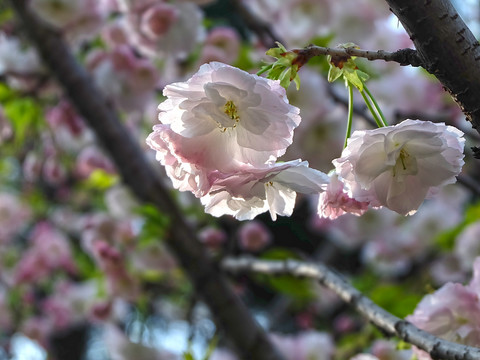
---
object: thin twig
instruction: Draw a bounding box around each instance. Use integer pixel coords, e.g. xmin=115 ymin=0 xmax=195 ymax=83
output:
xmin=293 ymin=45 xmax=424 ymax=67
xmin=222 ymin=257 xmax=480 ymax=360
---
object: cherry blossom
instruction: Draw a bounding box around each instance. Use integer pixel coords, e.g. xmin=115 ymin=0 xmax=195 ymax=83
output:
xmin=317 ymin=172 xmax=369 ymax=219
xmin=407 ymin=282 xmax=480 ymax=348
xmin=238 ymin=220 xmax=272 ymax=252
xmin=201 ymin=160 xmax=328 ymax=221
xmin=29 ymin=0 xmax=107 ymax=42
xmin=333 ymin=120 xmax=464 ymax=215
xmin=0 ymin=34 xmax=42 ymax=77
xmin=156 ymin=62 xmax=301 ymax=170
xmin=119 ymin=0 xmax=205 ymax=59
xmin=0 ymin=192 xmax=31 ymax=245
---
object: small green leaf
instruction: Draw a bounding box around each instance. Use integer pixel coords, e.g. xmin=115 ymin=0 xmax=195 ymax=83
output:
xmin=83 ymin=169 xmax=119 ymax=190
xmin=327 ymin=65 xmax=343 ymax=83
xmin=293 ymin=74 xmax=301 ymax=90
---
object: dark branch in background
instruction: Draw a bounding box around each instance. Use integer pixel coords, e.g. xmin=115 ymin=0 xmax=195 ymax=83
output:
xmin=457 ymin=174 xmax=480 ymax=197
xmin=222 ymin=257 xmax=480 ymax=360
xmin=8 ymin=2 xmax=285 ymax=359
xmin=383 ymin=0 xmax=480 ymax=134
xmin=294 ymin=45 xmax=424 ymax=67
xmin=228 ymin=0 xmax=283 ymax=48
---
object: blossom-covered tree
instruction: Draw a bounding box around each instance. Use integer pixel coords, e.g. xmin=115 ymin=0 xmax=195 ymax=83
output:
xmin=1 ymin=0 xmax=480 ymax=360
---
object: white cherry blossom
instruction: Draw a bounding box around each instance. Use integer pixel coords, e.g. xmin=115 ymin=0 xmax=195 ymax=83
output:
xmin=201 ymin=160 xmax=328 ymax=221
xmin=158 ymin=62 xmax=301 ymax=171
xmin=333 ymin=119 xmax=464 ymax=215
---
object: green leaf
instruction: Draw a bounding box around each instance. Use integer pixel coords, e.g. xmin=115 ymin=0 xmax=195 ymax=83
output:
xmin=279 ymin=67 xmax=292 ymax=89
xmin=4 ymin=97 xmax=42 ymax=145
xmin=344 ymin=70 xmax=364 ymax=91
xmin=83 ymin=169 xmax=119 ymax=190
xmin=234 ymin=44 xmax=255 ymax=70
xmin=202 ymin=336 xmax=219 ymax=360
xmin=135 ymin=204 xmax=170 ymax=247
xmin=327 ymin=65 xmax=343 ymax=83
xmin=256 ymin=248 xmax=314 ymax=300
xmin=369 ymin=284 xmax=422 ymax=318
xmin=293 ymin=74 xmax=301 ymax=90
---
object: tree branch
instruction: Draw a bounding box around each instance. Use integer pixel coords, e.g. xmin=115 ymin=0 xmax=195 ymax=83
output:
xmin=383 ymin=0 xmax=480 ymax=132
xmin=228 ymin=0 xmax=283 ymax=48
xmin=293 ymin=45 xmax=424 ymax=67
xmin=7 ymin=2 xmax=285 ymax=359
xmin=222 ymin=257 xmax=480 ymax=360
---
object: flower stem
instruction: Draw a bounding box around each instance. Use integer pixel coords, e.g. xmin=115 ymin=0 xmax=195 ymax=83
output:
xmin=360 ymin=89 xmax=384 ymax=128
xmin=363 ymin=85 xmax=388 ymax=126
xmin=344 ymin=83 xmax=354 ymax=148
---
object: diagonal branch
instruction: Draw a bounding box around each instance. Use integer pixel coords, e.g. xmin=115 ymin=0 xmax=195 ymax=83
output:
xmin=7 ymin=1 xmax=285 ymax=359
xmin=222 ymin=257 xmax=480 ymax=360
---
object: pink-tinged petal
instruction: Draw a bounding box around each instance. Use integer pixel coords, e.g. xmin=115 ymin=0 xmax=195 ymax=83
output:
xmin=334 ymin=119 xmax=464 ymax=216
xmin=151 ymin=62 xmax=301 ymax=170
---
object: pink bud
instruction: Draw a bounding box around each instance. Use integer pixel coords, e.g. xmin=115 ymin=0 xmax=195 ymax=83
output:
xmin=238 ymin=221 xmax=272 ymax=252
xmin=198 ymin=227 xmax=227 ymax=249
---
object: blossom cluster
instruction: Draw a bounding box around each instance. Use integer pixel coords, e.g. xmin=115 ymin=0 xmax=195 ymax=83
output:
xmin=147 ymin=62 xmax=465 ymax=221
xmin=147 ymin=62 xmax=329 ymax=220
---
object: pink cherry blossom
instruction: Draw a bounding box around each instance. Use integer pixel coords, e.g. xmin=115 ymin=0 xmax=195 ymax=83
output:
xmin=75 ymin=145 xmax=116 ymax=179
xmin=14 ymin=222 xmax=76 ymax=284
xmin=198 ymin=227 xmax=227 ymax=248
xmin=269 ymin=331 xmax=334 ymax=360
xmin=201 ymin=160 xmax=328 ymax=221
xmin=454 ymin=222 xmax=480 ymax=271
xmin=29 ymin=0 xmax=107 ymax=42
xmin=317 ymin=172 xmax=369 ymax=219
xmin=407 ymin=282 xmax=480 ymax=346
xmin=237 ymin=220 xmax=272 ymax=252
xmin=119 ymin=0 xmax=205 ymax=59
xmin=146 ymin=123 xmax=214 ymax=197
xmin=333 ymin=119 xmax=464 ymax=215
xmin=86 ymin=46 xmax=160 ymax=112
xmin=200 ymin=27 xmax=241 ymax=64
xmin=156 ymin=62 xmax=301 ymax=170
xmin=0 ymin=34 xmax=42 ymax=77
xmin=0 ymin=192 xmax=31 ymax=245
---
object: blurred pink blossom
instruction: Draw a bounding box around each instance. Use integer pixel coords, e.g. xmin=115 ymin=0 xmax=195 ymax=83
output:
xmin=237 ymin=220 xmax=272 ymax=252
xmin=119 ymin=0 xmax=205 ymax=59
xmin=0 ymin=192 xmax=31 ymax=245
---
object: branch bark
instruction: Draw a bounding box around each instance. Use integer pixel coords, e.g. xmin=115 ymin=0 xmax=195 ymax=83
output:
xmin=222 ymin=257 xmax=480 ymax=360
xmin=383 ymin=0 xmax=480 ymax=132
xmin=8 ymin=2 xmax=285 ymax=359
xmin=294 ymin=45 xmax=423 ymax=67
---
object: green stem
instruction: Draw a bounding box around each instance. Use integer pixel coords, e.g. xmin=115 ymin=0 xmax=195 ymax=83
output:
xmin=344 ymin=83 xmax=354 ymax=148
xmin=360 ymin=89 xmax=384 ymax=128
xmin=363 ymin=85 xmax=388 ymax=126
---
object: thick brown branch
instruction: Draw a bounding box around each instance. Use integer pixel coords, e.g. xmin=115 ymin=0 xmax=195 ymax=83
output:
xmin=384 ymin=0 xmax=480 ymax=133
xmin=222 ymin=257 xmax=480 ymax=360
xmin=8 ymin=2 xmax=285 ymax=359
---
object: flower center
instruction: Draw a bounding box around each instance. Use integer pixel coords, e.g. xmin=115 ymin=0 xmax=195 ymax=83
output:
xmin=224 ymin=100 xmax=239 ymax=121
xmin=218 ymin=100 xmax=240 ymax=132
xmin=392 ymin=148 xmax=418 ymax=179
